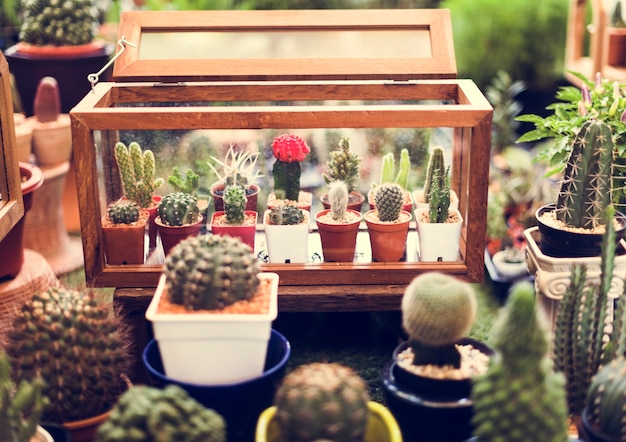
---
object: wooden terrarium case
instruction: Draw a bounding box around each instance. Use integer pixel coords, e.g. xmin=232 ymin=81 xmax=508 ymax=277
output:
xmin=70 ymin=10 xmax=493 ymax=301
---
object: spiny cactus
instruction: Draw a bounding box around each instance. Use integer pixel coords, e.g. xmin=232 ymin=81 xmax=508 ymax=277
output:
xmin=6 ymin=287 xmax=129 ymax=423
xmin=95 ymin=385 xmax=226 ymax=442
xmin=223 ymin=184 xmax=247 ymax=225
xmin=164 ymin=235 xmax=260 ymax=311
xmin=428 ymin=166 xmax=451 ymax=223
xmin=167 ymin=166 xmax=200 ymax=197
xmin=20 ymin=0 xmax=100 ymax=46
xmin=553 ymin=205 xmax=626 ymax=417
xmin=207 ymin=145 xmax=263 ymax=188
xmin=268 ymin=204 xmax=304 ymax=225
xmin=328 ymin=180 xmax=349 ymax=221
xmin=556 ymin=119 xmax=613 ymax=230
xmin=585 ymin=356 xmax=626 ymax=440
xmin=157 ymin=192 xmax=200 ymax=227
xmin=0 ymin=350 xmax=48 ymax=442
xmin=114 ymin=141 xmax=164 ymax=209
xmin=401 ymin=272 xmax=477 ymax=368
xmin=374 ymin=182 xmax=404 ymax=222
xmin=378 ymin=148 xmax=410 ymax=189
xmin=471 ymin=281 xmax=569 ymax=442
xmin=271 ymin=134 xmax=310 ymax=201
xmin=106 ymin=199 xmax=140 ymax=225
xmin=274 ymin=362 xmax=370 ymax=442
xmin=423 ymin=147 xmax=446 ymax=204
xmin=33 ymin=76 xmax=61 ymax=123
xmin=323 ymin=137 xmax=361 ymax=193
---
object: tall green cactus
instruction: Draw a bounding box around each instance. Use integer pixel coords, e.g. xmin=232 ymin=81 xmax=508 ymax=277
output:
xmin=378 ymin=148 xmax=410 ymax=189
xmin=556 ymin=119 xmax=613 ymax=229
xmin=328 ymin=180 xmax=349 ymax=221
xmin=428 ymin=166 xmax=451 ymax=223
xmin=323 ymin=137 xmax=362 ymax=193
xmin=157 ymin=192 xmax=200 ymax=227
xmin=374 ymin=182 xmax=404 ymax=222
xmin=585 ymin=356 xmax=626 ymax=440
xmin=423 ymin=147 xmax=446 ymax=204
xmin=223 ymin=184 xmax=247 ymax=225
xmin=471 ymin=281 xmax=569 ymax=442
xmin=401 ymin=272 xmax=477 ymax=368
xmin=114 ymin=141 xmax=164 ymax=209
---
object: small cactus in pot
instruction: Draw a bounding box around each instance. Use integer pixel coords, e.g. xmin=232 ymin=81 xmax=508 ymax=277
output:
xmin=114 ymin=141 xmax=164 ymax=209
xmin=271 ymin=133 xmax=310 ymax=202
xmin=427 ymin=165 xmax=451 ymax=223
xmin=267 ymin=204 xmax=305 ymax=225
xmin=323 ymin=136 xmax=361 ymax=193
xmin=374 ymin=182 xmax=404 ymax=222
xmin=106 ymin=199 xmax=141 ymax=225
xmin=157 ymin=192 xmax=200 ymax=227
xmin=223 ymin=184 xmax=247 ymax=225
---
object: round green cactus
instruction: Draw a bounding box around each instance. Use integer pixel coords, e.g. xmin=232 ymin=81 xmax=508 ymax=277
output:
xmin=585 ymin=356 xmax=626 ymax=440
xmin=268 ymin=204 xmax=304 ymax=225
xmin=374 ymin=182 xmax=404 ymax=222
xmin=223 ymin=184 xmax=247 ymax=225
xmin=164 ymin=235 xmax=260 ymax=311
xmin=274 ymin=362 xmax=370 ymax=442
xmin=95 ymin=385 xmax=226 ymax=442
xmin=401 ymin=272 xmax=477 ymax=368
xmin=107 ymin=199 xmax=140 ymax=225
xmin=6 ymin=287 xmax=129 ymax=423
xmin=157 ymin=192 xmax=200 ymax=227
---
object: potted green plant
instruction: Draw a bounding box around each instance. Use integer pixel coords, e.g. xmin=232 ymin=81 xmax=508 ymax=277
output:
xmin=5 ymin=287 xmax=131 ymax=441
xmin=145 ymin=234 xmax=279 ymax=385
xmin=210 ymin=183 xmax=258 ymax=251
xmin=413 ymin=146 xmax=459 ymax=212
xmin=368 ymin=148 xmax=413 ymax=214
xmin=320 ymin=136 xmax=365 ymax=211
xmin=101 ymin=199 xmax=148 ymax=265
xmin=364 ymin=182 xmax=412 ymax=262
xmin=415 ymin=164 xmax=464 ymax=262
xmin=315 ymin=180 xmax=363 ymax=262
xmin=257 ymin=362 xmax=402 ymax=442
xmin=267 ymin=133 xmax=312 ymax=212
xmin=95 ymin=384 xmax=226 ymax=442
xmin=263 ymin=203 xmax=309 ymax=264
xmin=155 ymin=191 xmax=203 ymax=256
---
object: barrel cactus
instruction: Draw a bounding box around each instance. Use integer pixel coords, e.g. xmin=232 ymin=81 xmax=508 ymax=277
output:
xmin=374 ymin=182 xmax=404 ymax=222
xmin=323 ymin=137 xmax=361 ymax=193
xmin=114 ymin=141 xmax=164 ymax=209
xmin=328 ymin=180 xmax=349 ymax=221
xmin=585 ymin=356 xmax=626 ymax=440
xmin=95 ymin=385 xmax=226 ymax=442
xmin=157 ymin=192 xmax=200 ymax=227
xmin=401 ymin=272 xmax=477 ymax=368
xmin=106 ymin=199 xmax=140 ymax=225
xmin=164 ymin=235 xmax=260 ymax=311
xmin=274 ymin=362 xmax=370 ymax=442
xmin=223 ymin=184 xmax=247 ymax=225
xmin=6 ymin=287 xmax=129 ymax=423
xmin=268 ymin=204 xmax=304 ymax=225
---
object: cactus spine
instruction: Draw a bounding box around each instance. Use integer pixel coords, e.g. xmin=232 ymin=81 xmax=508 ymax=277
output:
xmin=106 ymin=199 xmax=140 ymax=225
xmin=401 ymin=272 xmax=477 ymax=368
xmin=6 ymin=287 xmax=129 ymax=423
xmin=268 ymin=204 xmax=304 ymax=225
xmin=223 ymin=184 xmax=247 ymax=225
xmin=95 ymin=385 xmax=226 ymax=442
xmin=274 ymin=362 xmax=370 ymax=442
xmin=556 ymin=119 xmax=613 ymax=229
xmin=585 ymin=356 xmax=626 ymax=440
xmin=33 ymin=76 xmax=61 ymax=123
xmin=114 ymin=141 xmax=164 ymax=209
xmin=323 ymin=137 xmax=361 ymax=193
xmin=157 ymin=192 xmax=200 ymax=227
xmin=428 ymin=166 xmax=451 ymax=223
xmin=328 ymin=180 xmax=349 ymax=221
xmin=374 ymin=182 xmax=404 ymax=222
xmin=471 ymin=281 xmax=569 ymax=442
xmin=423 ymin=147 xmax=446 ymax=204
xmin=164 ymin=235 xmax=260 ymax=311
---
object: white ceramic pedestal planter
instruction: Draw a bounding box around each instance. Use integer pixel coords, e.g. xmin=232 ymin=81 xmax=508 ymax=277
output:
xmin=415 ymin=208 xmax=463 ymax=262
xmin=263 ymin=209 xmax=310 ymax=263
xmin=146 ymin=272 xmax=279 ymax=385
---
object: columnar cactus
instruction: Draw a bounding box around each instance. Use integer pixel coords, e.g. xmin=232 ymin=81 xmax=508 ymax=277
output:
xmin=585 ymin=356 xmax=626 ymax=440
xmin=428 ymin=166 xmax=451 ymax=223
xmin=268 ymin=204 xmax=304 ymax=225
xmin=33 ymin=76 xmax=61 ymax=123
xmin=157 ymin=192 xmax=200 ymax=227
xmin=0 ymin=350 xmax=47 ymax=442
xmin=106 ymin=199 xmax=140 ymax=225
xmin=401 ymin=272 xmax=477 ymax=368
xmin=374 ymin=182 xmax=404 ymax=222
xmin=95 ymin=385 xmax=226 ymax=442
xmin=271 ymin=134 xmax=310 ymax=201
xmin=471 ymin=281 xmax=569 ymax=442
xmin=274 ymin=362 xmax=370 ymax=442
xmin=423 ymin=147 xmax=446 ymax=204
xmin=378 ymin=148 xmax=410 ymax=189
xmin=164 ymin=235 xmax=260 ymax=311
xmin=114 ymin=141 xmax=164 ymax=209
xmin=6 ymin=287 xmax=129 ymax=423
xmin=323 ymin=137 xmax=361 ymax=193
xmin=556 ymin=119 xmax=613 ymax=230
xmin=223 ymin=184 xmax=247 ymax=225
xmin=328 ymin=180 xmax=349 ymax=221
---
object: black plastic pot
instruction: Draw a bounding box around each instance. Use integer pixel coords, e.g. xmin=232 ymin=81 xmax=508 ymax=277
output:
xmin=580 ymin=408 xmax=617 ymax=442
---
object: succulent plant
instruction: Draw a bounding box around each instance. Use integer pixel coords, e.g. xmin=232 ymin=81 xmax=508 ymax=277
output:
xmin=328 ymin=180 xmax=349 ymax=221
xmin=428 ymin=165 xmax=451 ymax=223
xmin=585 ymin=356 xmax=626 ymax=440
xmin=114 ymin=141 xmax=164 ymax=209
xmin=157 ymin=192 xmax=200 ymax=227
xmin=6 ymin=287 xmax=130 ymax=423
xmin=323 ymin=137 xmax=361 ymax=193
xmin=471 ymin=281 xmax=569 ymax=442
xmin=555 ymin=119 xmax=613 ymax=230
xmin=423 ymin=147 xmax=446 ymax=204
xmin=401 ymin=272 xmax=477 ymax=368
xmin=20 ymin=0 xmax=100 ymax=46
xmin=106 ymin=199 xmax=140 ymax=225
xmin=167 ymin=166 xmax=200 ymax=197
xmin=95 ymin=384 xmax=226 ymax=442
xmin=207 ymin=145 xmax=263 ymax=188
xmin=374 ymin=182 xmax=404 ymax=222
xmin=378 ymin=148 xmax=410 ymax=189
xmin=271 ymin=134 xmax=310 ymax=201
xmin=274 ymin=362 xmax=370 ymax=442
xmin=164 ymin=235 xmax=260 ymax=311
xmin=223 ymin=184 xmax=247 ymax=225
xmin=0 ymin=350 xmax=48 ymax=442
xmin=33 ymin=76 xmax=61 ymax=123
xmin=268 ymin=204 xmax=304 ymax=225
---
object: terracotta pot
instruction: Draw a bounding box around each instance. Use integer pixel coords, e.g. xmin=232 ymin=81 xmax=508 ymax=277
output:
xmin=155 ymin=215 xmax=204 ymax=257
xmin=28 ymin=113 xmax=72 ymax=165
xmin=102 ymin=212 xmax=148 ymax=265
xmin=62 ymin=410 xmax=110 ymax=442
xmin=13 ymin=113 xmax=33 ymax=162
xmin=364 ymin=210 xmax=411 ymax=262
xmin=320 ymin=191 xmax=365 ymax=213
xmin=210 ymin=183 xmax=260 ymax=213
xmin=0 ymin=163 xmax=44 ymax=280
xmin=315 ymin=209 xmax=362 ymax=262
xmin=210 ymin=211 xmax=258 ymax=251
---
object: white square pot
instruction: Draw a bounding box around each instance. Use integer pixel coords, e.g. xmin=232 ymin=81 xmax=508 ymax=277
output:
xmin=263 ymin=209 xmax=310 ymax=263
xmin=146 ymin=272 xmax=279 ymax=384
xmin=415 ymin=208 xmax=463 ymax=262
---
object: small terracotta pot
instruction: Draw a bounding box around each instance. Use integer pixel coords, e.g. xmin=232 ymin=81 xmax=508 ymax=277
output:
xmin=320 ymin=191 xmax=365 ymax=213
xmin=102 ymin=212 xmax=148 ymax=265
xmin=62 ymin=410 xmax=111 ymax=442
xmin=210 ymin=211 xmax=258 ymax=251
xmin=315 ymin=209 xmax=362 ymax=262
xmin=364 ymin=210 xmax=411 ymax=262
xmin=156 ymin=215 xmax=204 ymax=257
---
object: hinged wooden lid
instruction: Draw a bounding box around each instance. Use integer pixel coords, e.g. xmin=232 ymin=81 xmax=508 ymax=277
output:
xmin=113 ymin=9 xmax=456 ymax=83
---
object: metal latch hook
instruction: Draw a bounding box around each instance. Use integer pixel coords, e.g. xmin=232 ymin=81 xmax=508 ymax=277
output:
xmin=87 ymin=37 xmax=137 ymax=92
